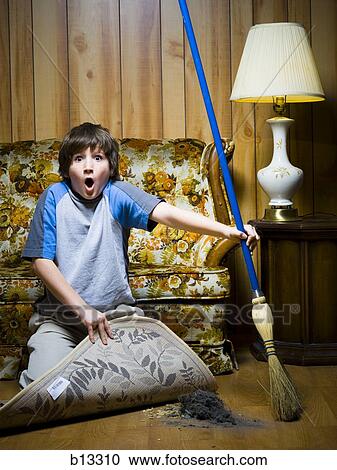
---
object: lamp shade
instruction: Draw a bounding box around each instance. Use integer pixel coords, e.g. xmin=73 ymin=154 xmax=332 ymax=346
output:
xmin=230 ymin=22 xmax=325 ymax=103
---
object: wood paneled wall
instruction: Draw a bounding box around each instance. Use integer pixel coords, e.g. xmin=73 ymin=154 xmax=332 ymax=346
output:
xmin=1 ymin=0 xmax=336 ymax=306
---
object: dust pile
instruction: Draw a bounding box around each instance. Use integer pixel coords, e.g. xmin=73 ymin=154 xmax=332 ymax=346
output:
xmin=143 ymin=389 xmax=262 ymax=428
xmin=179 ymin=389 xmax=236 ymax=424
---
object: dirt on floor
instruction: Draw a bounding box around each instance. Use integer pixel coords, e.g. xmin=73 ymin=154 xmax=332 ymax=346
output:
xmin=143 ymin=389 xmax=262 ymax=429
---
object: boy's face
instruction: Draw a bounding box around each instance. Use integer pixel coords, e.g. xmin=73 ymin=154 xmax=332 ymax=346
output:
xmin=68 ymin=146 xmax=110 ymax=199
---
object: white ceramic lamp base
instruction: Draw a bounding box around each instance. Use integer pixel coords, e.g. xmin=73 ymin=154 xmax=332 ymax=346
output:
xmin=257 ymin=117 xmax=303 ymax=208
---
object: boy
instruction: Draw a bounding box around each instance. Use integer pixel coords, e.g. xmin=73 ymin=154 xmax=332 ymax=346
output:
xmin=19 ymin=122 xmax=259 ymax=388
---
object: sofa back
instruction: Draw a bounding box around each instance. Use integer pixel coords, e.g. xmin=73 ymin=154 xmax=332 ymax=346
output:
xmin=0 ymin=138 xmax=234 ymax=268
xmin=0 ymin=140 xmax=61 ymax=268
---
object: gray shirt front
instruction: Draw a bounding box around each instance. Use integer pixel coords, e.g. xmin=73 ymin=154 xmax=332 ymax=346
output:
xmin=23 ymin=179 xmax=164 ymax=324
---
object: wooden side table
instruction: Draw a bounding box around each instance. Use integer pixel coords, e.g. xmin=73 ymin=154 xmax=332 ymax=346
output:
xmin=249 ymin=214 xmax=337 ymax=365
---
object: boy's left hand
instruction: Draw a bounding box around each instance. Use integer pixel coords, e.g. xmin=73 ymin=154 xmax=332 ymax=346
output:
xmin=223 ymin=224 xmax=260 ymax=251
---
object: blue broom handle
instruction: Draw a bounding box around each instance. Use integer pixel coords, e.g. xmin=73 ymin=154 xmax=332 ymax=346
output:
xmin=178 ymin=0 xmax=260 ymax=293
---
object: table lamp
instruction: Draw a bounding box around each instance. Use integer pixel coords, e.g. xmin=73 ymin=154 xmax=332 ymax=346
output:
xmin=230 ymin=22 xmax=325 ymax=221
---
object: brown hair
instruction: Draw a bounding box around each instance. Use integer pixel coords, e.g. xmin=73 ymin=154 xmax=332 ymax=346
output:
xmin=58 ymin=122 xmax=121 ymax=181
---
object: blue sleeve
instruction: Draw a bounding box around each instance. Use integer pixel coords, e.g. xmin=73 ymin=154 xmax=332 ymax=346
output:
xmin=107 ymin=181 xmax=165 ymax=231
xmin=22 ymin=187 xmax=57 ymax=261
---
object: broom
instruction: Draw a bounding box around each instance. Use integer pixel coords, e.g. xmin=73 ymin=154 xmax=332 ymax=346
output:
xmin=178 ymin=0 xmax=302 ymax=421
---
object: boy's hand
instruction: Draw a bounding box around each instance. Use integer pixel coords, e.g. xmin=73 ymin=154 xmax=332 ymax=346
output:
xmin=78 ymin=308 xmax=114 ymax=345
xmin=223 ymin=224 xmax=260 ymax=251
xmin=31 ymin=259 xmax=114 ymax=344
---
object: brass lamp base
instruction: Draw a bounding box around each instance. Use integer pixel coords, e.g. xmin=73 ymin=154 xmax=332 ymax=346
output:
xmin=263 ymin=207 xmax=300 ymax=221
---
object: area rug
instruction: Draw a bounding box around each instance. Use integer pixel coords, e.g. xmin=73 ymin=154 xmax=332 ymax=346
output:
xmin=0 ymin=311 xmax=216 ymax=431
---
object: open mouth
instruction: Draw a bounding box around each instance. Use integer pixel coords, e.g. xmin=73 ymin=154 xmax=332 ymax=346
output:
xmin=84 ymin=177 xmax=94 ymax=189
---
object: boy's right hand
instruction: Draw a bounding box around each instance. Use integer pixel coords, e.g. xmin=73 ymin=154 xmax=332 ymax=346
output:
xmin=78 ymin=308 xmax=113 ymax=345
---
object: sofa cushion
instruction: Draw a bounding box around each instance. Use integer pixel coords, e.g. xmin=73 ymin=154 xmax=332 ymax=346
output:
xmin=138 ymin=302 xmax=229 ymax=343
xmin=0 ymin=262 xmax=43 ymax=303
xmin=129 ymin=263 xmax=230 ymax=300
xmin=0 ymin=262 xmax=230 ymax=304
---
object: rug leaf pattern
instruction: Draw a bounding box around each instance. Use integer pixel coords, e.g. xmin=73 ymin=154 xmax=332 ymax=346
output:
xmin=0 ymin=315 xmax=216 ymax=430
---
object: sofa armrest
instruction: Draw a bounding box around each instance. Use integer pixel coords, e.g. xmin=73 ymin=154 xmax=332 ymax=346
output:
xmin=192 ymin=233 xmax=239 ymax=267
xmin=205 ymin=237 xmax=240 ymax=266
xmin=202 ymin=139 xmax=235 ymax=227
xmin=190 ymin=139 xmax=238 ymax=267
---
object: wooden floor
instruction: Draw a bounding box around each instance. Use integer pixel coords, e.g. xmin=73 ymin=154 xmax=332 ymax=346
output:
xmin=1 ymin=327 xmax=337 ymax=450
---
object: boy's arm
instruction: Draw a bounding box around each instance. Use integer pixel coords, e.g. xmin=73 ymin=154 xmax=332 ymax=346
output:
xmin=32 ymin=258 xmax=113 ymax=344
xmin=150 ymin=202 xmax=259 ymax=250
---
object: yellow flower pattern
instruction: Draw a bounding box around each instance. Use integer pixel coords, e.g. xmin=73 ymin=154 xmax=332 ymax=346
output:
xmin=118 ymin=138 xmax=220 ymax=270
xmin=0 ymin=304 xmax=33 ymax=345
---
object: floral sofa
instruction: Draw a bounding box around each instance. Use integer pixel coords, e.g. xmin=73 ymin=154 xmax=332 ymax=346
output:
xmin=0 ymin=137 xmax=238 ymax=380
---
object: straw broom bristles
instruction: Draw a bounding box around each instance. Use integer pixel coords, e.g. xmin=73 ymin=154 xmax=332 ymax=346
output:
xmin=251 ymin=297 xmax=303 ymax=421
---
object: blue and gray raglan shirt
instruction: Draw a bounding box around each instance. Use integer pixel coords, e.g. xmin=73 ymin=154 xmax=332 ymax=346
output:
xmin=22 ymin=179 xmax=164 ymax=316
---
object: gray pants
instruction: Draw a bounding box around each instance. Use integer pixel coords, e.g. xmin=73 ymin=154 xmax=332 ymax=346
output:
xmin=19 ymin=304 xmax=144 ymax=389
